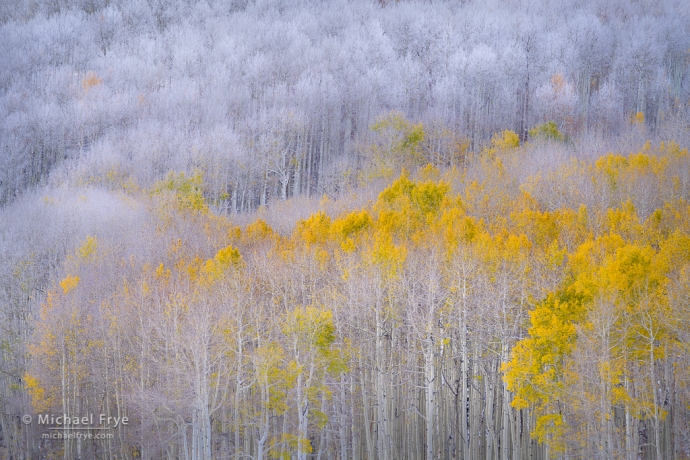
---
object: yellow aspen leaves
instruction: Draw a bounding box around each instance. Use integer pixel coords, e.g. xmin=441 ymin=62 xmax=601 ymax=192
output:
xmin=330 ymin=210 xmax=372 ymax=252
xmin=486 ymin=129 xmax=520 ymax=157
xmin=418 ymin=163 xmax=441 ymax=182
xmin=330 ymin=210 xmax=372 ymax=240
xmin=77 ymin=235 xmax=97 ymax=260
xmin=24 ymin=373 xmax=49 ymax=412
xmin=374 ymin=172 xmax=449 ymax=241
xmin=59 ymin=275 xmax=80 ymax=294
xmin=512 ymin=207 xmax=559 ymax=248
xmin=370 ymin=233 xmax=407 ymax=278
xmin=81 ymin=71 xmax=102 ymax=93
xmin=295 ymin=211 xmax=331 ymax=246
xmin=214 ymin=245 xmax=242 ymax=268
xmin=153 ymin=171 xmax=208 ymax=213
xmin=410 ymin=180 xmax=450 ymax=216
xmin=529 ymin=121 xmax=564 ymax=142
xmin=155 ymin=262 xmax=171 ymax=280
xmin=365 ymin=112 xmax=427 ymax=180
xmin=243 ymin=218 xmax=278 ymax=245
xmin=283 ymin=306 xmax=336 ymax=354
xmin=503 ymin=288 xmax=588 ymax=453
xmin=440 ymin=208 xmax=478 ymax=253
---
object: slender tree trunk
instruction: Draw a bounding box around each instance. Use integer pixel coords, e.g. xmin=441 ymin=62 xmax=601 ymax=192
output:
xmin=424 ymin=344 xmax=436 ymax=460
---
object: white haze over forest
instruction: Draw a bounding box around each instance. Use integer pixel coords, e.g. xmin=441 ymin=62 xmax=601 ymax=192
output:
xmin=1 ymin=0 xmax=688 ymax=208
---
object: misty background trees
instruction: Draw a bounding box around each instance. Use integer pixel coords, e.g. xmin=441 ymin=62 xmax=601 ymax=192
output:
xmin=1 ymin=0 xmax=689 ymax=207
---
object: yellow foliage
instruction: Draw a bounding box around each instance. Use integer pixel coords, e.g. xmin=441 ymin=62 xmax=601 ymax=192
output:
xmin=512 ymin=207 xmax=559 ymax=247
xmin=227 ymin=225 xmax=242 ymax=241
xmin=375 ymin=171 xmax=450 ymax=238
xmin=659 ymin=140 xmax=689 ymax=160
xmin=283 ymin=306 xmax=336 ymax=353
xmin=155 ymin=262 xmax=171 ymax=280
xmin=528 ymin=121 xmax=564 ymax=142
xmin=330 ymin=210 xmax=372 ymax=251
xmin=295 ymin=211 xmax=332 ymax=246
xmin=418 ymin=163 xmax=441 ymax=182
xmin=25 ymin=373 xmax=49 ymax=412
xmin=605 ymin=202 xmax=643 ymax=239
xmin=370 ymin=233 xmax=407 ymax=277
xmin=182 ymin=255 xmax=203 ymax=282
xmin=59 ymin=275 xmax=80 ymax=294
xmin=331 ymin=210 xmax=372 ymax=240
xmin=441 ymin=208 xmax=479 ymax=253
xmin=363 ymin=112 xmax=427 ymax=181
xmin=503 ymin=284 xmax=589 ymax=450
xmin=533 ymin=413 xmax=567 ymax=453
xmin=81 ymin=71 xmax=102 ymax=93
xmin=215 ymin=245 xmax=242 ymax=268
xmin=77 ymin=235 xmax=97 ymax=260
xmin=486 ymin=129 xmax=520 ymax=157
xmin=243 ymin=219 xmax=277 ymax=245
xmin=153 ymin=171 xmax=208 ymax=213
xmin=270 ymin=434 xmax=313 ymax=458
xmin=255 ymin=343 xmax=292 ymax=414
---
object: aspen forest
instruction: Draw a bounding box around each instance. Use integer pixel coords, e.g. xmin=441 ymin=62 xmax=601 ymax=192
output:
xmin=1 ymin=0 xmax=690 ymax=459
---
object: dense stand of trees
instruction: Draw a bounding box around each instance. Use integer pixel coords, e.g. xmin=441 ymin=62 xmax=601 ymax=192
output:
xmin=2 ymin=134 xmax=690 ymax=459
xmin=2 ymin=0 xmax=690 ymax=459
xmin=1 ymin=0 xmax=689 ymax=207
